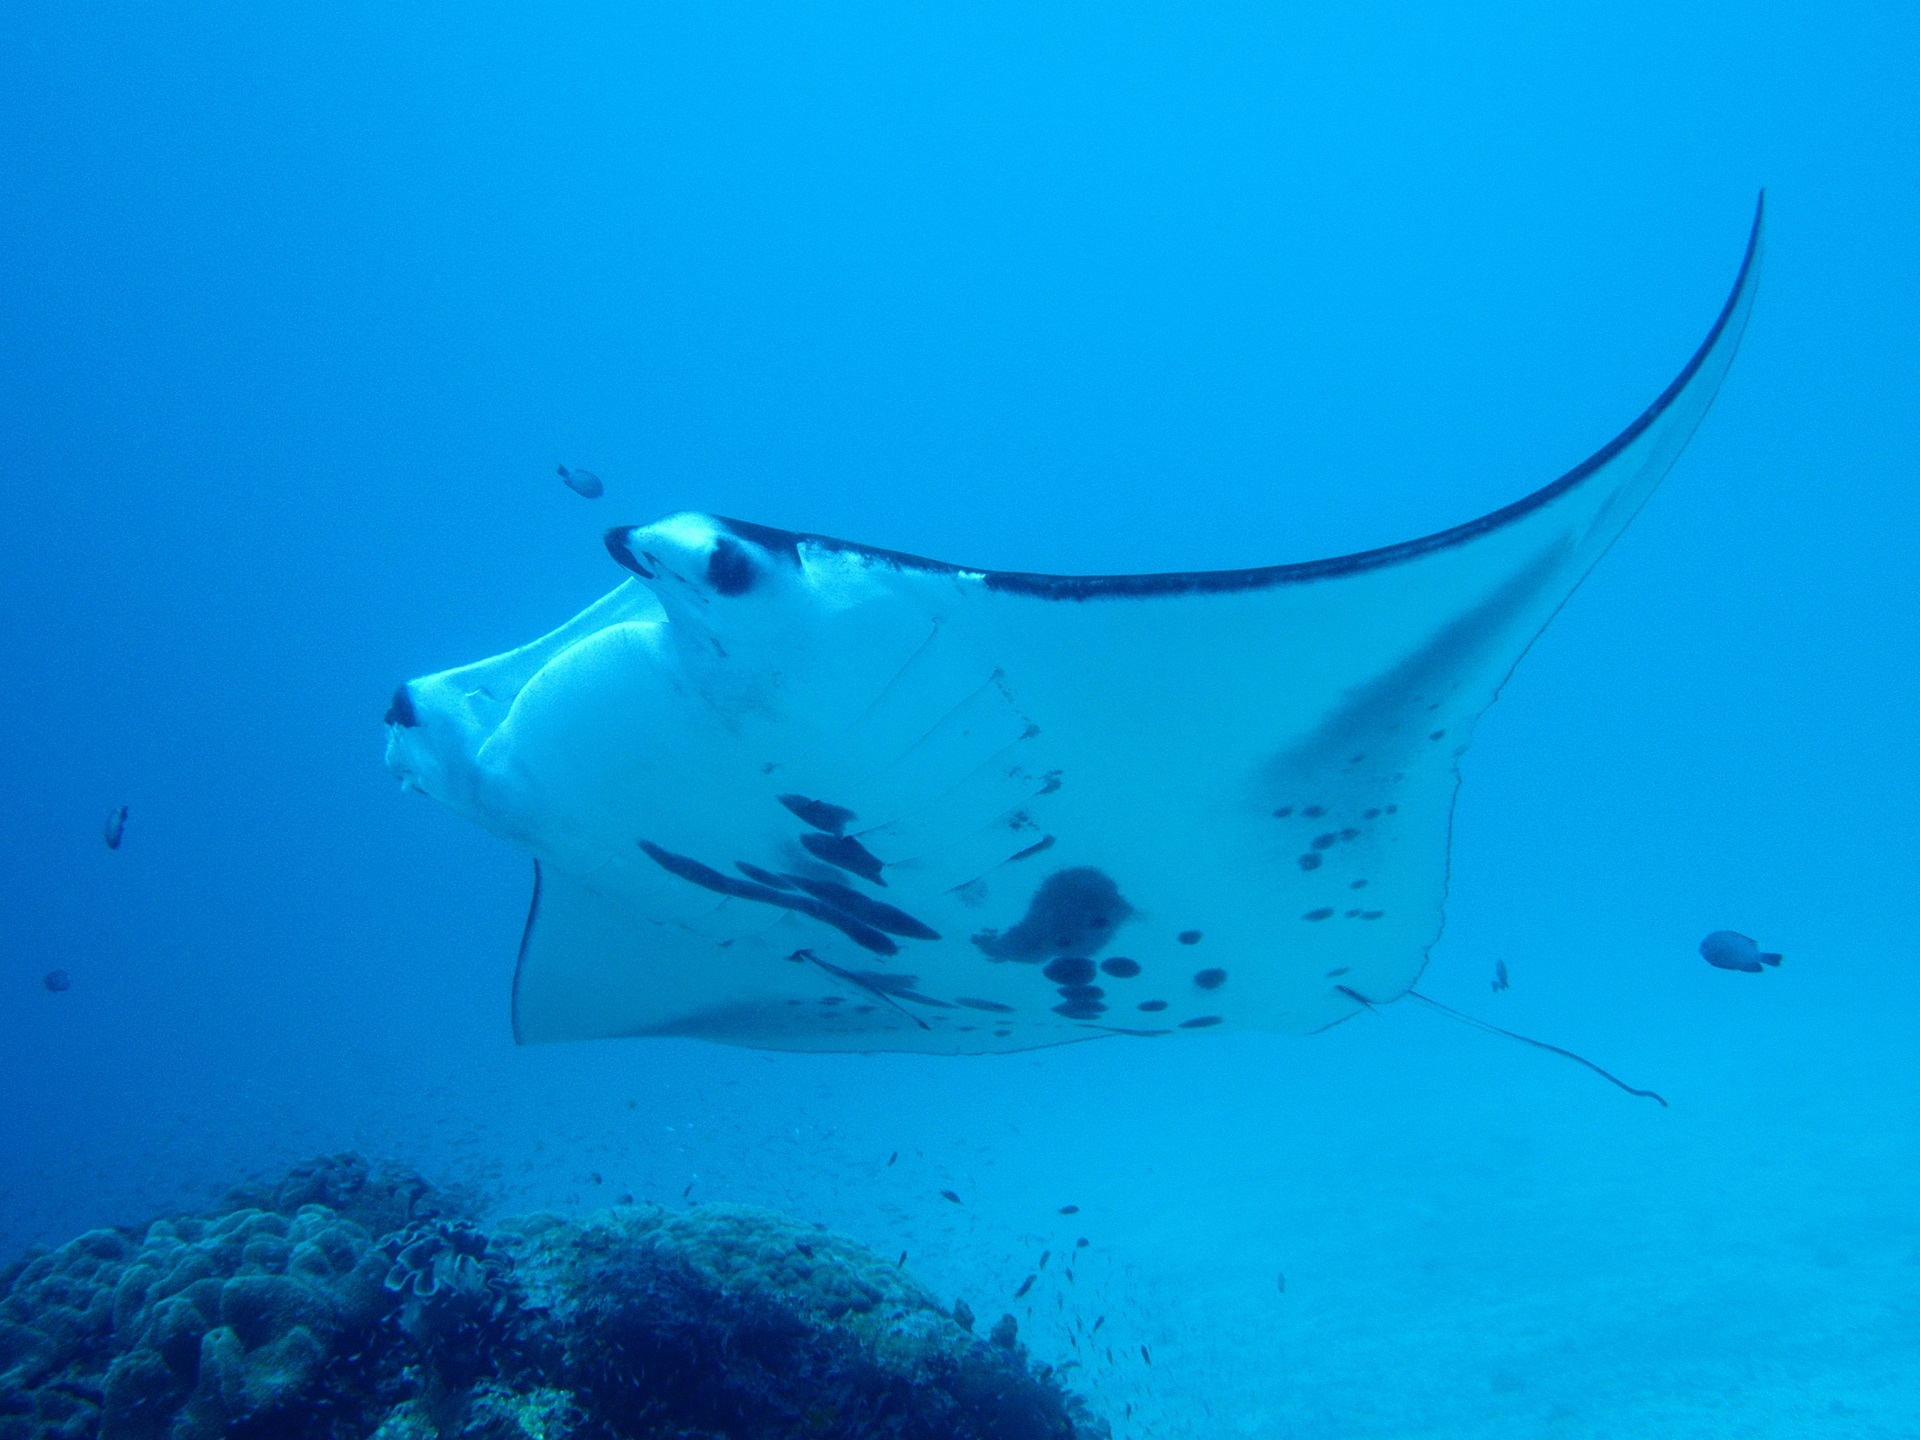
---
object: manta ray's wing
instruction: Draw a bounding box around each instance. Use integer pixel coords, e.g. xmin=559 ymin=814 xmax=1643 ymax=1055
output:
xmin=387 ymin=199 xmax=1763 ymax=1053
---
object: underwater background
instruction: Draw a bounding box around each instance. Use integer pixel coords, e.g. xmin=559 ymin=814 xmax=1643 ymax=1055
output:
xmin=3 ymin=2 xmax=1917 ymax=1435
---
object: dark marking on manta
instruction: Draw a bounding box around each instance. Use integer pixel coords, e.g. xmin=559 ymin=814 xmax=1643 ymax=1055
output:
xmin=638 ymin=841 xmax=897 ymax=954
xmin=1298 ymin=853 xmax=1323 ymax=871
xmin=706 ymin=536 xmax=757 ymax=595
xmin=782 ymin=874 xmax=940 ymax=939
xmin=1178 ymin=930 xmax=1202 ymax=945
xmin=778 ymin=794 xmax=857 ymax=834
xmin=973 ymin=867 xmax=1132 ymax=962
xmin=1099 ymin=957 xmax=1140 ymax=978
xmin=801 ymin=831 xmax=887 ymax=884
xmin=736 ymin=862 xmax=797 ymax=890
xmin=802 ymin=953 xmax=935 ymax=1030
xmin=1043 ymin=956 xmax=1095 ymax=985
xmin=602 ymin=528 xmax=655 ymax=578
xmin=1138 ymin=999 xmax=1168 ymax=1012
xmin=1193 ymin=968 xmax=1227 ymax=990
xmin=955 ymin=996 xmax=1016 ymax=1013
xmin=1179 ymin=1015 xmax=1223 ymax=1029
xmin=1008 ymin=835 xmax=1057 ymax=863
xmin=384 ymin=686 xmax=419 ymax=728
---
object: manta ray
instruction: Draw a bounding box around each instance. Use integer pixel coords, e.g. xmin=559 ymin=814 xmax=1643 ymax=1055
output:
xmin=386 ymin=200 xmax=1763 ymax=1056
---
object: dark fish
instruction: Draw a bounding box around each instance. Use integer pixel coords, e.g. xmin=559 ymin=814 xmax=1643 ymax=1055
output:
xmin=1491 ymin=959 xmax=1509 ymax=992
xmin=1141 ymin=1344 xmax=1152 ymax=1365
xmin=103 ymin=805 xmax=127 ymax=850
xmin=1058 ymin=1204 xmax=1079 ymax=1214
xmin=43 ymin=969 xmax=71 ymax=993
xmin=1037 ymin=1250 xmax=1050 ymax=1269
xmin=887 ymin=1151 xmax=898 ymax=1166
xmin=682 ymin=1181 xmax=694 ymax=1198
xmin=940 ymin=1189 xmax=961 ymax=1204
xmin=1277 ymin=1272 xmax=1287 ymax=1293
xmin=1700 ymin=930 xmax=1783 ymax=973
xmin=556 ymin=463 xmax=604 ymax=499
xmin=1092 ymin=1315 xmax=1104 ymax=1334
xmin=1013 ymin=1274 xmax=1035 ymax=1298
xmin=897 ymin=1251 xmax=908 ymax=1268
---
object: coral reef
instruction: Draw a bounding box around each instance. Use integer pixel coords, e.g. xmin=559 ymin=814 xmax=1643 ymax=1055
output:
xmin=0 ymin=1156 xmax=1104 ymax=1440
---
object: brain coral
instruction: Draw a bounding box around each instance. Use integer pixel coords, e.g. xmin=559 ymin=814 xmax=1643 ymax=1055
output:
xmin=0 ymin=1159 xmax=1105 ymax=1440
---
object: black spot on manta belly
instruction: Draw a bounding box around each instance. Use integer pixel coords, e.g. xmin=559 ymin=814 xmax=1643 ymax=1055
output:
xmin=1179 ymin=1015 xmax=1223 ymax=1029
xmin=1303 ymin=907 xmax=1334 ymax=922
xmin=1178 ymin=930 xmax=1202 ymax=946
xmin=955 ymin=997 xmax=1016 ymax=1013
xmin=782 ymin=874 xmax=940 ymax=940
xmin=1272 ymin=806 xmax=1294 ymax=818
xmin=1043 ymin=956 xmax=1095 ymax=985
xmin=972 ymin=867 xmax=1132 ymax=963
xmin=1193 ymin=968 xmax=1226 ymax=990
xmin=1138 ymin=999 xmax=1168 ymax=1012
xmin=1054 ymin=999 xmax=1107 ymax=1019
xmin=1056 ymin=983 xmax=1104 ymax=1002
xmin=778 ymin=794 xmax=857 ymax=835
xmin=1100 ymin=957 xmax=1141 ymax=978
xmin=1312 ymin=833 xmax=1337 ymax=850
xmin=800 ymin=831 xmax=886 ymax=884
xmin=1302 ymin=805 xmax=1326 ymax=818
xmin=1009 ymin=835 xmax=1057 ymax=863
xmin=706 ymin=536 xmax=758 ymax=595
xmin=1298 ymin=853 xmax=1322 ymax=871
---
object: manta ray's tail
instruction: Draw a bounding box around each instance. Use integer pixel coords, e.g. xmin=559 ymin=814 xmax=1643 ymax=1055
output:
xmin=1337 ymin=984 xmax=1669 ymax=1107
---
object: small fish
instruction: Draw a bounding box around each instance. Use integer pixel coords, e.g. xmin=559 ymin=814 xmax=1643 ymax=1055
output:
xmin=587 ymin=1171 xmax=602 ymax=1185
xmin=43 ymin=969 xmax=71 ymax=993
xmin=1277 ymin=1272 xmax=1287 ymax=1293
xmin=1491 ymin=959 xmax=1509 ymax=992
xmin=887 ymin=1151 xmax=898 ymax=1166
xmin=1058 ymin=1204 xmax=1079 ymax=1214
xmin=1064 ymin=1268 xmax=1074 ymax=1284
xmin=103 ymin=806 xmax=127 ymax=850
xmin=1037 ymin=1250 xmax=1050 ymax=1270
xmin=1700 ymin=930 xmax=1782 ymax=973
xmin=682 ymin=1181 xmax=694 ymax=1198
xmin=1092 ymin=1315 xmax=1104 ymax=1334
xmin=1013 ymin=1274 xmax=1035 ymax=1298
xmin=1141 ymin=1344 xmax=1152 ymax=1366
xmin=939 ymin=1188 xmax=961 ymax=1204
xmin=897 ymin=1250 xmax=908 ymax=1268
xmin=556 ymin=463 xmax=604 ymax=499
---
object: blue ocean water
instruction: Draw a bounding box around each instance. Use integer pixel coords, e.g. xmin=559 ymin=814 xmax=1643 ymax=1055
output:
xmin=3 ymin=2 xmax=1916 ymax=1435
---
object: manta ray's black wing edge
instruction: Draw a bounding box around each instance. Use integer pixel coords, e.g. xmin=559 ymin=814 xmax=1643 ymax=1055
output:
xmin=692 ymin=194 xmax=1765 ymax=602
xmin=509 ymin=859 xmax=543 ymax=1045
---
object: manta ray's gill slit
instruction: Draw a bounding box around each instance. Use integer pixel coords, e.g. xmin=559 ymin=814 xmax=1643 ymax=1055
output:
xmin=777 ymin=793 xmax=857 ymax=835
xmin=799 ymin=832 xmax=887 ymax=884
xmin=735 ymin=862 xmax=797 ymax=890
xmin=637 ymin=841 xmax=898 ymax=955
xmin=779 ymin=874 xmax=940 ymax=940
